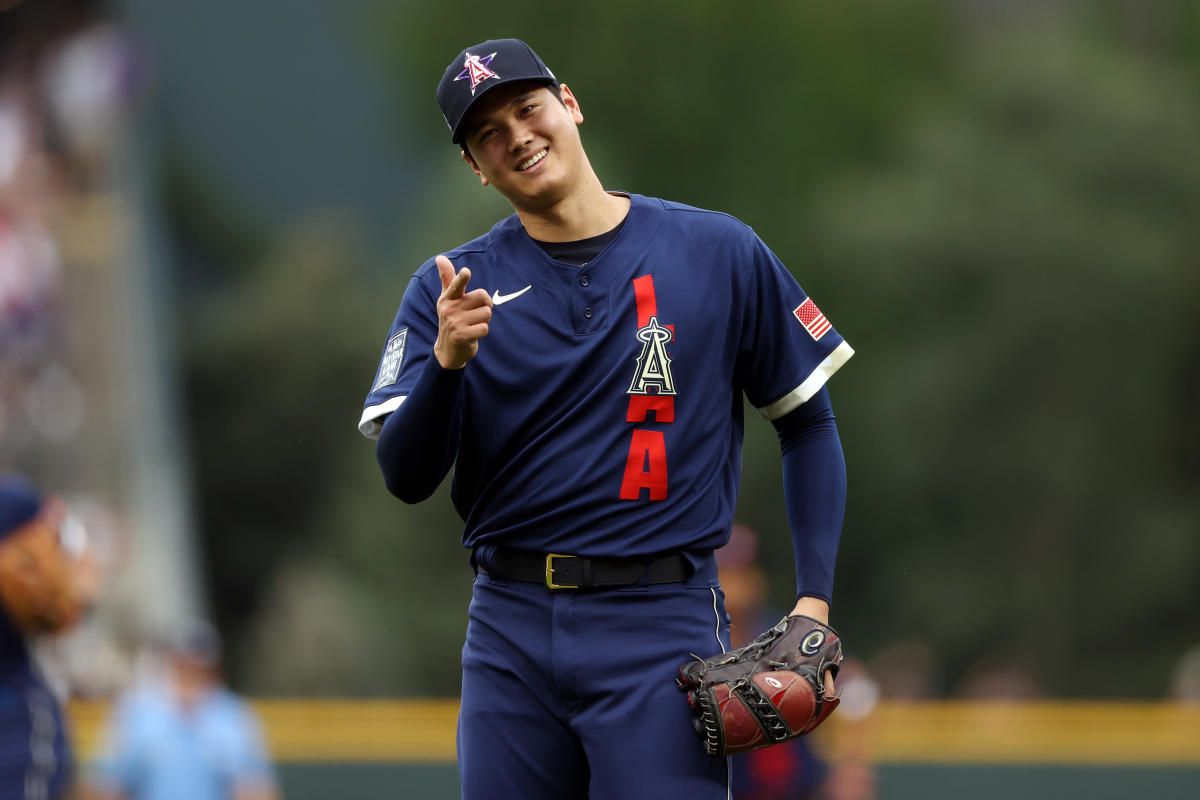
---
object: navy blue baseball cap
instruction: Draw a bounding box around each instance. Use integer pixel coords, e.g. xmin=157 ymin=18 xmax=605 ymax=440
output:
xmin=0 ymin=475 xmax=43 ymax=542
xmin=436 ymin=39 xmax=558 ymax=145
xmin=166 ymin=617 xmax=223 ymax=665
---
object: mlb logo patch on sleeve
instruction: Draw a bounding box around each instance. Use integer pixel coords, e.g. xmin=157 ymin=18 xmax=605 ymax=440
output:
xmin=793 ymin=298 xmax=832 ymax=341
xmin=373 ymin=329 xmax=408 ymax=390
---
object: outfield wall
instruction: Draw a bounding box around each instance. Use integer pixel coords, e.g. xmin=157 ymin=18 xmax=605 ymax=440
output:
xmin=70 ymin=700 xmax=1200 ymax=799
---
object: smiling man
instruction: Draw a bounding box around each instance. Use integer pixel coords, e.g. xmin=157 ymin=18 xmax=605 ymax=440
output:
xmin=359 ymin=38 xmax=855 ymax=799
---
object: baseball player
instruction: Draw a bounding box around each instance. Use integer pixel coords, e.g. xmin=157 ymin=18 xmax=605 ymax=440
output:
xmin=359 ymin=39 xmax=853 ymax=798
xmin=0 ymin=475 xmax=90 ymax=800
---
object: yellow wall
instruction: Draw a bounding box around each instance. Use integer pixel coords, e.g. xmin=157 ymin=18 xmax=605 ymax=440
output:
xmin=69 ymin=700 xmax=1200 ymax=765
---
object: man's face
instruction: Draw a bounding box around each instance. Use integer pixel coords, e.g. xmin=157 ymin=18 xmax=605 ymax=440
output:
xmin=460 ymin=81 xmax=586 ymax=211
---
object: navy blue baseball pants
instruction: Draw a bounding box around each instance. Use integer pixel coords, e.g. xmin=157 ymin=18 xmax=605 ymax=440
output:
xmin=458 ymin=569 xmax=733 ymax=799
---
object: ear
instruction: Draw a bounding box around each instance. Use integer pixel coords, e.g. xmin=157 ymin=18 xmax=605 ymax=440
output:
xmin=461 ymin=149 xmax=489 ymax=187
xmin=558 ymin=83 xmax=584 ymax=125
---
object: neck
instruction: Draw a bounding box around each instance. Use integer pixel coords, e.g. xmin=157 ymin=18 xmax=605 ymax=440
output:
xmin=514 ymin=171 xmax=630 ymax=242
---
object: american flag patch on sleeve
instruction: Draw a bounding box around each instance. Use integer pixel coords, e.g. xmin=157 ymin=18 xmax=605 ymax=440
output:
xmin=793 ymin=298 xmax=832 ymax=340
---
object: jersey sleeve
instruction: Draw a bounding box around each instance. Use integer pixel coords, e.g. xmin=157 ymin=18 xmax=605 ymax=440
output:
xmin=736 ymin=234 xmax=854 ymax=420
xmin=358 ymin=269 xmax=440 ymax=438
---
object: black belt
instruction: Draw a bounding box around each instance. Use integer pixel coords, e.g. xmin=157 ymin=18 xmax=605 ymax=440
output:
xmin=483 ymin=548 xmax=691 ymax=591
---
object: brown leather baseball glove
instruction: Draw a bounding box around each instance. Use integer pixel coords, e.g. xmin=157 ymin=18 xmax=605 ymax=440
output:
xmin=676 ymin=614 xmax=843 ymax=757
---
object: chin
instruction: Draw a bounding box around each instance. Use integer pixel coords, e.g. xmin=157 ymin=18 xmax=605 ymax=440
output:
xmin=505 ymin=176 xmax=570 ymax=210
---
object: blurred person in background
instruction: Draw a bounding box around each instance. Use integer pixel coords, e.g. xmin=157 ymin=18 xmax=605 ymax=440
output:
xmin=0 ymin=473 xmax=96 ymax=800
xmin=86 ymin=619 xmax=279 ymax=800
xmin=1168 ymin=645 xmax=1200 ymax=703
xmin=720 ymin=524 xmax=876 ymax=800
xmin=953 ymin=653 xmax=1040 ymax=700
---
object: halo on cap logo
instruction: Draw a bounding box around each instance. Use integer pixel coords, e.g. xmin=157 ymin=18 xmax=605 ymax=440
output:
xmin=455 ymin=51 xmax=499 ymax=95
xmin=800 ymin=630 xmax=825 ymax=656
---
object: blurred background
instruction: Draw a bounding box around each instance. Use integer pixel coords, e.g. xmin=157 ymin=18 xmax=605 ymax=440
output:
xmin=2 ymin=0 xmax=1198 ymax=797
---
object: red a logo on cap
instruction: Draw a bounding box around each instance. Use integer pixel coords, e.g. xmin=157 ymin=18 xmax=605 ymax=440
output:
xmin=456 ymin=52 xmax=499 ymax=95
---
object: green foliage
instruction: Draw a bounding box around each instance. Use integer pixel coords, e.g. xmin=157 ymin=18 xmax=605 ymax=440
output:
xmin=177 ymin=213 xmax=398 ymax=682
xmin=810 ymin=22 xmax=1200 ymax=696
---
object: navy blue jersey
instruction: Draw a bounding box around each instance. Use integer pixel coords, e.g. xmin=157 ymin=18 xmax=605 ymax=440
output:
xmin=360 ymin=194 xmax=852 ymax=559
xmin=1 ymin=620 xmax=72 ymax=800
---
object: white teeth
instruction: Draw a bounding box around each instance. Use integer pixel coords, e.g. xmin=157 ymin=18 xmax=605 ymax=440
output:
xmin=519 ymin=149 xmax=548 ymax=170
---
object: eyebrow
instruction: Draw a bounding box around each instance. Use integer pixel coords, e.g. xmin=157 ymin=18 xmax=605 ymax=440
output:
xmin=467 ymin=92 xmax=540 ymax=139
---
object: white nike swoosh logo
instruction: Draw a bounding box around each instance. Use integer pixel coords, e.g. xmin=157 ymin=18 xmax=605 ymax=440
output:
xmin=492 ymin=285 xmax=532 ymax=305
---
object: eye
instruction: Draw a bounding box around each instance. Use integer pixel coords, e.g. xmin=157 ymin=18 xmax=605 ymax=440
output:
xmin=479 ymin=128 xmax=497 ymax=142
xmin=521 ymin=104 xmax=537 ymax=116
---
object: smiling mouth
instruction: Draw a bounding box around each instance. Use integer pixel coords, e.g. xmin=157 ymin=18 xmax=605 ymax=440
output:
xmin=517 ymin=148 xmax=548 ymax=171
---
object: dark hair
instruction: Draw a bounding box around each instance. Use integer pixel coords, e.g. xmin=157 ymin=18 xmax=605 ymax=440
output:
xmin=461 ymin=85 xmax=568 ymax=164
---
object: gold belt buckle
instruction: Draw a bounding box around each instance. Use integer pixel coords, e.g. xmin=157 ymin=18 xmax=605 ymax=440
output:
xmin=545 ymin=553 xmax=580 ymax=590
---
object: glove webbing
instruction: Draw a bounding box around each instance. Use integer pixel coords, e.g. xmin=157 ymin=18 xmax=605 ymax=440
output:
xmin=732 ymin=680 xmax=792 ymax=743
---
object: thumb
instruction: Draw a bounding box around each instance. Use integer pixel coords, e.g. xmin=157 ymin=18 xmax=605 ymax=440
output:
xmin=824 ymin=669 xmax=837 ymax=701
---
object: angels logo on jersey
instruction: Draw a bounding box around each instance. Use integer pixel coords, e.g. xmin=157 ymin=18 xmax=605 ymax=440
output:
xmin=627 ymin=317 xmax=677 ymax=396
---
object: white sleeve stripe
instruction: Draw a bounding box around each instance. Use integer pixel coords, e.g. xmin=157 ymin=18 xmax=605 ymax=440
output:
xmin=357 ymin=395 xmax=407 ymax=439
xmin=757 ymin=341 xmax=855 ymax=421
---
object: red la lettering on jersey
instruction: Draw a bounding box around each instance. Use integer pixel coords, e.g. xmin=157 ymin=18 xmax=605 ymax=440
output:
xmin=619 ymin=430 xmax=669 ymax=501
xmin=627 ymin=395 xmax=675 ymax=423
xmin=620 ymin=275 xmax=674 ymax=500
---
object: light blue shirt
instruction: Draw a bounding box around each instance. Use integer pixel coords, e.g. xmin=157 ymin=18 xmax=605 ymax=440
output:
xmin=93 ymin=683 xmax=275 ymax=800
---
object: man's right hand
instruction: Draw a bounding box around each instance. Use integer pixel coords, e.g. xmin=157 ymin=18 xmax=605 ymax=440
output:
xmin=434 ymin=255 xmax=493 ymax=369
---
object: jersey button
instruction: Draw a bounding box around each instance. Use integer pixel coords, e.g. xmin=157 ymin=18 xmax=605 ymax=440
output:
xmin=583 ymin=307 xmax=593 ymax=319
xmin=580 ymin=275 xmax=590 ymax=287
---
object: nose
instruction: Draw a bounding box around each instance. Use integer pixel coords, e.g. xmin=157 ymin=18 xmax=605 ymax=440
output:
xmin=509 ymin=123 xmax=534 ymax=153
